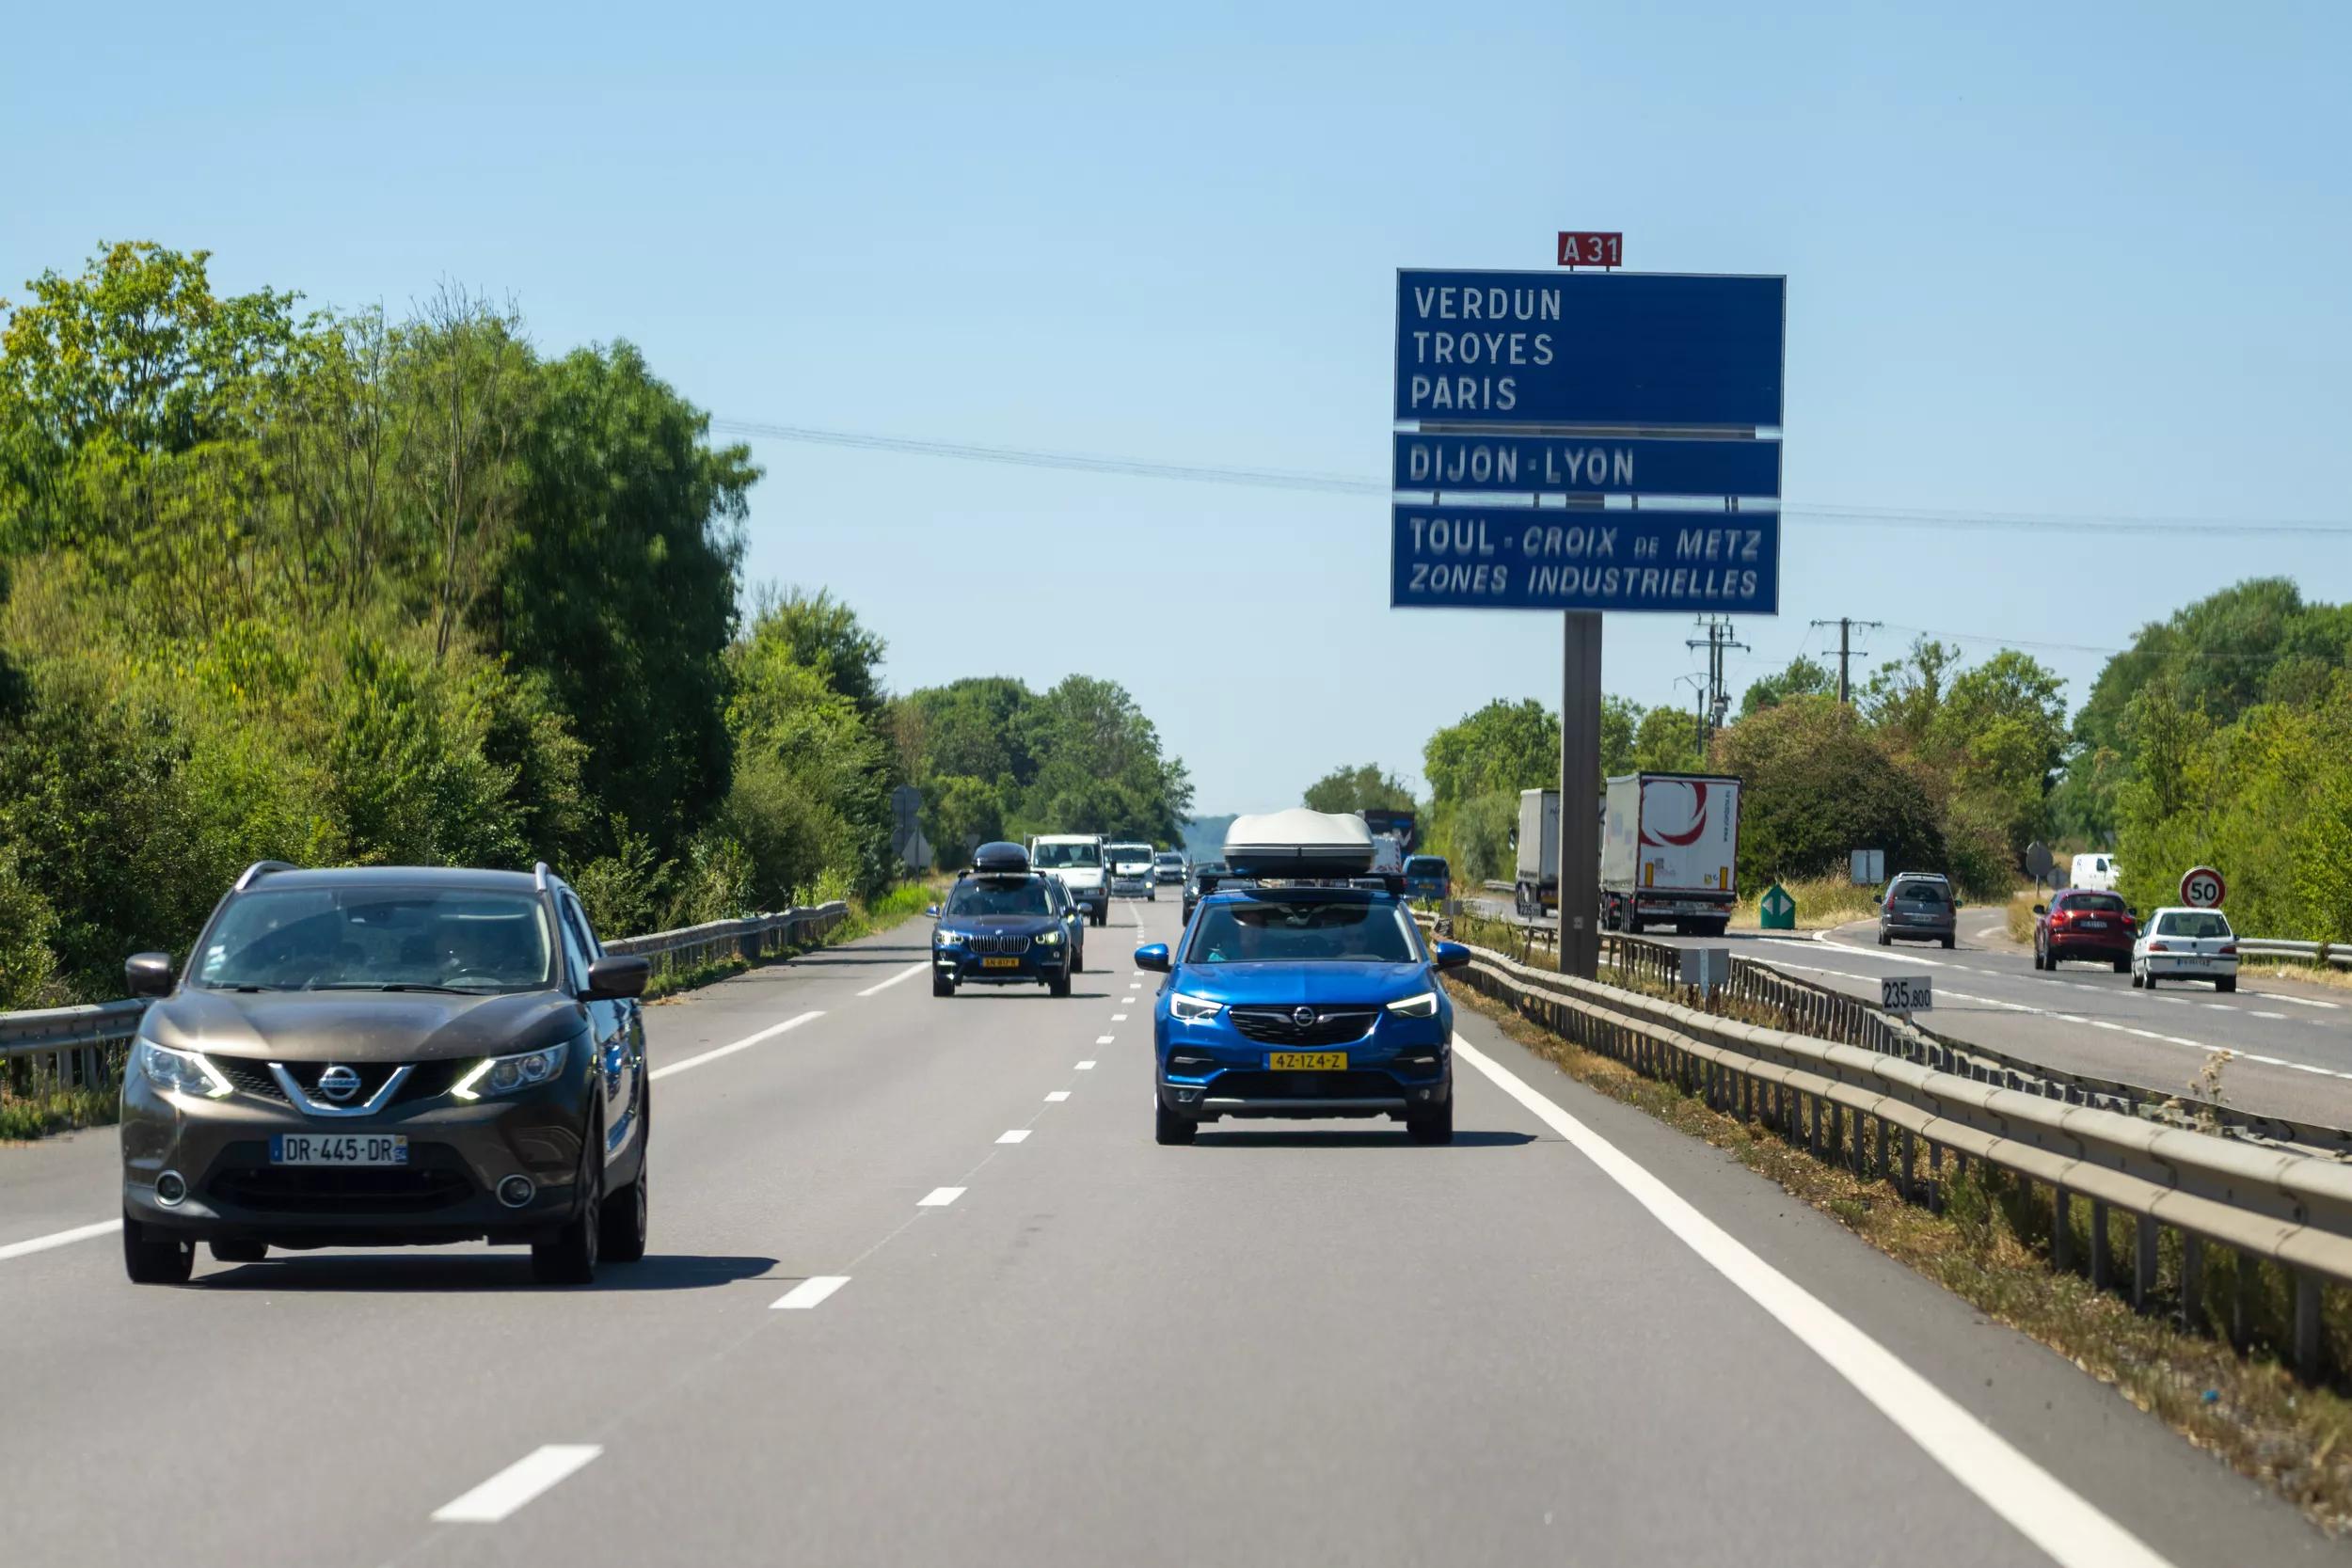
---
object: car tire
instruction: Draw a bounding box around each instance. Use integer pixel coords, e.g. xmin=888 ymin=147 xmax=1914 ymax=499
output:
xmin=1406 ymin=1094 xmax=1454 ymax=1145
xmin=208 ymin=1238 xmax=266 ymax=1264
xmin=2112 ymin=957 xmax=2130 ymax=974
xmin=1048 ymin=966 xmax=1073 ymax=998
xmin=1940 ymin=935 xmax=1955 ymax=950
xmin=1877 ymin=928 xmax=1890 ymax=947
xmin=601 ymin=1136 xmax=648 ymax=1265
xmin=2143 ymin=971 xmax=2159 ymax=989
xmin=123 ymin=1212 xmax=195 ymax=1285
xmin=1154 ymin=1100 xmax=1197 ymax=1146
xmin=532 ymin=1133 xmax=603 ymax=1287
xmin=932 ymin=970 xmax=955 ymax=997
xmin=2031 ymin=945 xmax=2044 ymax=970
xmin=2218 ymin=976 xmax=2237 ymax=994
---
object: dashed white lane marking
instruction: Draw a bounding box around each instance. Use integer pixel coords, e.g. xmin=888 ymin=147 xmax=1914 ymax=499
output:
xmin=2261 ymin=991 xmax=2342 ymax=1011
xmin=1076 ymin=1060 xmax=1097 ymax=1069
xmin=1453 ymin=1034 xmax=2175 ymax=1568
xmin=2252 ymin=1011 xmax=2287 ymax=1021
xmin=1096 ymin=1035 xmax=1115 ymax=1045
xmin=771 ymin=1275 xmax=850 ymax=1309
xmin=2203 ymin=1003 xmax=2236 ymax=1011
xmin=916 ymin=1187 xmax=965 ymax=1208
xmin=995 ymin=1130 xmax=1031 ymax=1145
xmin=856 ymin=961 xmax=930 ymax=998
xmin=432 ymin=1444 xmax=603 ymax=1523
xmin=0 ymin=1219 xmax=122 ymax=1263
xmin=652 ymin=1010 xmax=823 ymax=1080
xmin=1045 ymin=1090 xmax=1071 ymax=1102
xmin=1111 ymin=1013 xmax=1129 ymax=1022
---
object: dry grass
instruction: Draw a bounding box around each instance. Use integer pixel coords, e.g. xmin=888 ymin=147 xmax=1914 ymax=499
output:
xmin=0 ymin=1078 xmax=117 ymax=1142
xmin=1732 ymin=876 xmax=1880 ymax=930
xmin=1456 ymin=983 xmax=2352 ymax=1535
xmin=2005 ymin=892 xmax=2038 ymax=944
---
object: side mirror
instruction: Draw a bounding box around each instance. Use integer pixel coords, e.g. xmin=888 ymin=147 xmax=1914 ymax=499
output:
xmin=583 ymin=955 xmax=652 ymax=1001
xmin=1871 ymin=895 xmax=1883 ymax=906
xmin=1433 ymin=941 xmax=1471 ymax=972
xmin=925 ymin=904 xmax=940 ymax=918
xmin=126 ymin=952 xmax=174 ymax=997
xmin=2032 ymin=904 xmax=2046 ymax=916
xmin=1135 ymin=942 xmax=1171 ymax=974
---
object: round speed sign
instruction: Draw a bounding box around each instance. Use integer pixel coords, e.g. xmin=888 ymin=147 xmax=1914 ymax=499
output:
xmin=2180 ymin=866 xmax=2227 ymax=909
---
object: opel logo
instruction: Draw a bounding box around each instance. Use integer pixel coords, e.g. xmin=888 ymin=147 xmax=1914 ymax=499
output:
xmin=1292 ymin=1006 xmax=1316 ymax=1029
xmin=317 ymin=1063 xmax=362 ymax=1102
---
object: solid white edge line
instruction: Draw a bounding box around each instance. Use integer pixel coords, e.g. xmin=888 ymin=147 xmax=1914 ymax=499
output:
xmin=431 ymin=1444 xmax=603 ymax=1523
xmin=771 ymin=1275 xmax=850 ymax=1309
xmin=650 ymin=1010 xmax=823 ymax=1080
xmin=995 ymin=1129 xmax=1031 ymax=1144
xmin=857 ymin=961 xmax=931 ymax=998
xmin=1045 ymin=1090 xmax=1071 ymax=1101
xmin=0 ymin=1218 xmax=122 ymax=1262
xmin=1451 ymin=1032 xmax=2174 ymax=1568
xmin=916 ymin=1187 xmax=965 ymax=1208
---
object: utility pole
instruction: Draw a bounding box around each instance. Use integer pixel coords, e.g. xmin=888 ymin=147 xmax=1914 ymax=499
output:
xmin=1809 ymin=617 xmax=1883 ymax=705
xmin=1685 ymin=616 xmax=1749 ymax=744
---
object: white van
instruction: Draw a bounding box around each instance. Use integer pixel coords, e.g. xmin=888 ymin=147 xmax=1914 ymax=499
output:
xmin=1029 ymin=834 xmax=1108 ymax=926
xmin=2073 ymin=852 xmax=2121 ymax=893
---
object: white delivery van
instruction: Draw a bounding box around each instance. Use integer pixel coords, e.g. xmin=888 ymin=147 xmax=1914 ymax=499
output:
xmin=2072 ymin=852 xmax=2121 ymax=893
xmin=1029 ymin=834 xmax=1109 ymax=926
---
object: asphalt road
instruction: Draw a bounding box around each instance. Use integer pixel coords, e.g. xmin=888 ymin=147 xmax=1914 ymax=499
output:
xmin=0 ymin=897 xmax=2336 ymax=1567
xmin=1459 ymin=892 xmax=2352 ymax=1127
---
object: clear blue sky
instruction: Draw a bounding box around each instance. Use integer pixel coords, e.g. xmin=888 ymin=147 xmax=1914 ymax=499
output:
xmin=7 ymin=1 xmax=2347 ymax=816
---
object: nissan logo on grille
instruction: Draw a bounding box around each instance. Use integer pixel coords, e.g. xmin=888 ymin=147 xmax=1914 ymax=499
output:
xmin=317 ymin=1063 xmax=362 ymax=1102
xmin=1292 ymin=1006 xmax=1316 ymax=1029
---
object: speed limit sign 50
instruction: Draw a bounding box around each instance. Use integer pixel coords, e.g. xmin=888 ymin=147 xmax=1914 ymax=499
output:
xmin=2180 ymin=866 xmax=2226 ymax=909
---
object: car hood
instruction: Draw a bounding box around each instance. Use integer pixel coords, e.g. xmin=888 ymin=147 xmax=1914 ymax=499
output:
xmin=141 ymin=989 xmax=587 ymax=1064
xmin=1168 ymin=961 xmax=1433 ymax=1006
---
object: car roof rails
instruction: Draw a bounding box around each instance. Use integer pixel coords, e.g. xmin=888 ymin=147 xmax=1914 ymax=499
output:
xmin=533 ymin=861 xmax=553 ymax=891
xmin=234 ymin=860 xmax=297 ymax=891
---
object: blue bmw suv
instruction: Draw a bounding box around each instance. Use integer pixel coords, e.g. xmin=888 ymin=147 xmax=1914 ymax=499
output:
xmin=1137 ymin=882 xmax=1470 ymax=1145
xmin=930 ymin=843 xmax=1075 ymax=998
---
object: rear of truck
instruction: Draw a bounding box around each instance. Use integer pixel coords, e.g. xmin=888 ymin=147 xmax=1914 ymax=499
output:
xmin=1600 ymin=773 xmax=1741 ymax=936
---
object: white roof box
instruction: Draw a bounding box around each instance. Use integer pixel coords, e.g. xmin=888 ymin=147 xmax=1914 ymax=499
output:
xmin=1222 ymin=809 xmax=1376 ymax=879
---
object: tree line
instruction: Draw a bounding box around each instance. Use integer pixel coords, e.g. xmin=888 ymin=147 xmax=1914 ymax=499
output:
xmin=1313 ymin=579 xmax=2349 ymax=942
xmin=0 ymin=243 xmax=1190 ymax=1006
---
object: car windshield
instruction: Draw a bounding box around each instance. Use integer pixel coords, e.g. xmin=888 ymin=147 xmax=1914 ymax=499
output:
xmin=1890 ymin=880 xmax=1948 ymax=904
xmin=1031 ymin=842 xmax=1100 ymax=869
xmin=1194 ymin=862 xmax=1227 ymax=878
xmin=1185 ymin=899 xmax=1421 ymax=964
xmin=196 ymin=887 xmax=552 ymax=992
xmin=2059 ymin=894 xmax=2125 ymax=914
xmin=2156 ymin=911 xmax=2231 ymax=939
xmin=1155 ymin=853 xmax=1183 ymax=865
xmin=946 ymin=879 xmax=1053 ymax=917
xmin=1109 ymin=845 xmax=1152 ymax=862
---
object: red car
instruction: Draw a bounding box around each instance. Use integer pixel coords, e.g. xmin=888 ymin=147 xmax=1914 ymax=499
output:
xmin=2033 ymin=890 xmax=2135 ymax=973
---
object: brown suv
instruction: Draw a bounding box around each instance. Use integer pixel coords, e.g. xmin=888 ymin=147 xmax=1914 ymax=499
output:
xmin=118 ymin=862 xmax=650 ymax=1285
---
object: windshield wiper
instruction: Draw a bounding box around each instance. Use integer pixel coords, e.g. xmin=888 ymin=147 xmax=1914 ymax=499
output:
xmin=309 ymin=981 xmax=478 ymax=994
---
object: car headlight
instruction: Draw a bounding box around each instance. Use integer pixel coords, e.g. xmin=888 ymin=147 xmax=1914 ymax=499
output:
xmin=452 ymin=1040 xmax=570 ymax=1101
xmin=1170 ymin=991 xmax=1222 ymax=1022
xmin=138 ymin=1040 xmax=233 ymax=1099
xmin=1386 ymin=990 xmax=1439 ymax=1019
xmin=934 ymin=929 xmax=963 ymax=947
xmin=1036 ymin=928 xmax=1062 ymax=945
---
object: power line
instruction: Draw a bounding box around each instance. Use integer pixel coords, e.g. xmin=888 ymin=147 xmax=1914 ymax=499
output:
xmin=711 ymin=417 xmax=2352 ymax=538
xmin=1810 ymin=617 xmax=1883 ymax=704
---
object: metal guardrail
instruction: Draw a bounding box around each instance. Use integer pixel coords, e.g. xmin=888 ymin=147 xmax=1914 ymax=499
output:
xmin=1431 ymin=928 xmax=2352 ymax=1378
xmin=2240 ymin=938 xmax=2352 ymax=970
xmin=0 ymin=901 xmax=852 ymax=1094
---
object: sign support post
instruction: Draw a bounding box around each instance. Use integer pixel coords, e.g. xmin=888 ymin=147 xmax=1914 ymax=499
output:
xmin=1560 ymin=610 xmax=1603 ymax=979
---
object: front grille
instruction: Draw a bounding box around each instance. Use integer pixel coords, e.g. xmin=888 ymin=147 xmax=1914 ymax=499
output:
xmin=970 ymin=934 xmax=1031 ymax=956
xmin=1229 ymin=1007 xmax=1378 ymax=1047
xmin=215 ymin=1056 xmax=289 ymax=1103
xmin=390 ymin=1059 xmax=472 ymax=1104
xmin=1206 ymin=1069 xmax=1406 ymax=1101
xmin=279 ymin=1060 xmax=405 ymax=1102
xmin=209 ymin=1166 xmax=475 ymax=1214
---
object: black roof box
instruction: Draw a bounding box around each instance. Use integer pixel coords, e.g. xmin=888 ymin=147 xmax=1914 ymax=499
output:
xmin=971 ymin=841 xmax=1031 ymax=875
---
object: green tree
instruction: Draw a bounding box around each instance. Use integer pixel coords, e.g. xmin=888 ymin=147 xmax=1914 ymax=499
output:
xmin=1630 ymin=705 xmax=1704 ymax=773
xmin=1302 ymin=763 xmax=1414 ymax=816
xmin=1422 ymin=698 xmax=1557 ymax=805
xmin=1713 ymin=696 xmax=1951 ymax=889
xmin=1740 ymin=655 xmax=1835 ymax=718
xmin=1861 ymin=636 xmax=1961 ymax=752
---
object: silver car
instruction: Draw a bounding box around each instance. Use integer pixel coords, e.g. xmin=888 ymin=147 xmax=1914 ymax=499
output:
xmin=1875 ymin=873 xmax=1957 ymax=949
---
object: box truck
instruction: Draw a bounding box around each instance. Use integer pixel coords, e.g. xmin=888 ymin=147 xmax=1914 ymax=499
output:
xmin=1511 ymin=789 xmax=1559 ymax=918
xmin=1600 ymin=772 xmax=1742 ymax=936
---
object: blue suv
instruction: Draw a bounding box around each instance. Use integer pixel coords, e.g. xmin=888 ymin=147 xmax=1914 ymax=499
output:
xmin=1136 ymin=883 xmax=1470 ymax=1145
xmin=930 ymin=843 xmax=1075 ymax=998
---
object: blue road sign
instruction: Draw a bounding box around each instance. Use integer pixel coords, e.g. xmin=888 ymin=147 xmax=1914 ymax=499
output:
xmin=1392 ymin=434 xmax=1779 ymax=499
xmin=1391 ymin=504 xmax=1780 ymax=614
xmin=1394 ymin=271 xmax=1784 ymax=428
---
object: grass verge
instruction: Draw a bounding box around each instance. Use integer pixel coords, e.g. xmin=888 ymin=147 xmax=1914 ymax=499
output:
xmin=1731 ymin=876 xmax=1879 ymax=930
xmin=1454 ymin=982 xmax=2352 ymax=1534
xmin=2005 ymin=891 xmax=2038 ymax=944
xmin=0 ymin=1078 xmax=117 ymax=1142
